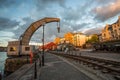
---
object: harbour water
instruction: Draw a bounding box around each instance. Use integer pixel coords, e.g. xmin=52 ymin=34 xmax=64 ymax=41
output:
xmin=0 ymin=52 xmax=7 ymax=74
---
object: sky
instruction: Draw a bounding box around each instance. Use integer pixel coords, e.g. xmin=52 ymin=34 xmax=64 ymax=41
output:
xmin=0 ymin=0 xmax=120 ymax=46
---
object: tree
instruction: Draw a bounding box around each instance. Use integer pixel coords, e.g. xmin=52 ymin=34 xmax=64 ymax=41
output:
xmin=86 ymin=35 xmax=99 ymax=43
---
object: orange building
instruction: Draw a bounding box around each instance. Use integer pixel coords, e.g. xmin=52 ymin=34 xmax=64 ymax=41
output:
xmin=64 ymin=32 xmax=74 ymax=44
xmin=54 ymin=37 xmax=60 ymax=44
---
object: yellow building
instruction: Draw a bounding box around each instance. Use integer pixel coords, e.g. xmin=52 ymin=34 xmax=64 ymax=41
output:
xmin=60 ymin=37 xmax=65 ymax=44
xmin=73 ymin=33 xmax=86 ymax=47
xmin=101 ymin=24 xmax=111 ymax=41
xmin=101 ymin=16 xmax=120 ymax=42
xmin=111 ymin=16 xmax=120 ymax=40
xmin=54 ymin=32 xmax=100 ymax=48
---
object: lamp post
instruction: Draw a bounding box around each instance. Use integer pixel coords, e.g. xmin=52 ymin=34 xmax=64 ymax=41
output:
xmin=57 ymin=22 xmax=60 ymax=33
xmin=42 ymin=23 xmax=45 ymax=66
xmin=18 ymin=35 xmax=23 ymax=57
xmin=41 ymin=21 xmax=60 ymax=66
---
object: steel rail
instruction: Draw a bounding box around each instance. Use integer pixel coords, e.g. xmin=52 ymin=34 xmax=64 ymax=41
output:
xmin=50 ymin=52 xmax=120 ymax=74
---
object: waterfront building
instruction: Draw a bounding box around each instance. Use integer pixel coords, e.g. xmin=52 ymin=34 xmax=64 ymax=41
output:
xmin=101 ymin=16 xmax=120 ymax=42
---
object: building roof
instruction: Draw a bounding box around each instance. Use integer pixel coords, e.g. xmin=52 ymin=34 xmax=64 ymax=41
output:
xmin=73 ymin=32 xmax=84 ymax=35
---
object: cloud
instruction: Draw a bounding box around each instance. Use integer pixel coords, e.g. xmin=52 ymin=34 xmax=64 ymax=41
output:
xmin=93 ymin=0 xmax=120 ymax=21
xmin=0 ymin=31 xmax=16 ymax=46
xmin=95 ymin=0 xmax=115 ymax=4
xmin=32 ymin=23 xmax=62 ymax=43
xmin=61 ymin=7 xmax=81 ymax=22
xmin=30 ymin=31 xmax=42 ymax=43
xmin=0 ymin=31 xmax=14 ymax=37
xmin=30 ymin=0 xmax=94 ymax=40
xmin=84 ymin=27 xmax=103 ymax=35
xmin=1 ymin=0 xmax=119 ymax=46
xmin=11 ymin=17 xmax=59 ymax=43
xmin=0 ymin=17 xmax=19 ymax=31
xmin=11 ymin=16 xmax=62 ymax=43
xmin=0 ymin=0 xmax=24 ymax=8
xmin=0 ymin=0 xmax=15 ymax=8
xmin=12 ymin=17 xmax=34 ymax=39
xmin=35 ymin=0 xmax=66 ymax=9
xmin=61 ymin=1 xmax=91 ymax=22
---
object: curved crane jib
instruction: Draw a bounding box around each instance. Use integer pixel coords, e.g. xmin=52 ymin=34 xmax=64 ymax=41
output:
xmin=21 ymin=17 xmax=60 ymax=45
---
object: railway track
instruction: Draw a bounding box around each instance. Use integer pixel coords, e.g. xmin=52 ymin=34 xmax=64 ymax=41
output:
xmin=49 ymin=51 xmax=120 ymax=79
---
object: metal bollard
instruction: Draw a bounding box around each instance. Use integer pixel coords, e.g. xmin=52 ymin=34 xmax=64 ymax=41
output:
xmin=39 ymin=57 xmax=41 ymax=67
xmin=0 ymin=71 xmax=2 ymax=80
xmin=39 ymin=52 xmax=42 ymax=67
xmin=34 ymin=60 xmax=37 ymax=79
xmin=27 ymin=54 xmax=29 ymax=63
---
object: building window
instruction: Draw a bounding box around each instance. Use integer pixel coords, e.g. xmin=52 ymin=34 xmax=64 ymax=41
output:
xmin=25 ymin=47 xmax=30 ymax=51
xmin=10 ymin=47 xmax=16 ymax=51
xmin=104 ymin=34 xmax=106 ymax=37
xmin=114 ymin=30 xmax=117 ymax=33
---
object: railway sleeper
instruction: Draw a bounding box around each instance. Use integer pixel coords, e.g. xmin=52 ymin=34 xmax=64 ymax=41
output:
xmin=80 ymin=56 xmax=120 ymax=66
xmin=87 ymin=64 xmax=93 ymax=67
xmin=78 ymin=61 xmax=83 ymax=64
xmin=72 ymin=56 xmax=120 ymax=74
xmin=101 ymin=68 xmax=110 ymax=73
xmin=93 ymin=66 xmax=99 ymax=70
xmin=50 ymin=52 xmax=120 ymax=74
xmin=114 ymin=75 xmax=120 ymax=80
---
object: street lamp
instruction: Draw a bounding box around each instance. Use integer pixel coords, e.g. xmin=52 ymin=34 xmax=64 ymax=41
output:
xmin=18 ymin=34 xmax=23 ymax=57
xmin=57 ymin=22 xmax=60 ymax=33
xmin=42 ymin=22 xmax=45 ymax=66
xmin=42 ymin=21 xmax=60 ymax=66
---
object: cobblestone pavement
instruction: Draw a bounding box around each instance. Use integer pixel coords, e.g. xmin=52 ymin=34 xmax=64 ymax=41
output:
xmin=39 ymin=53 xmax=92 ymax=80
